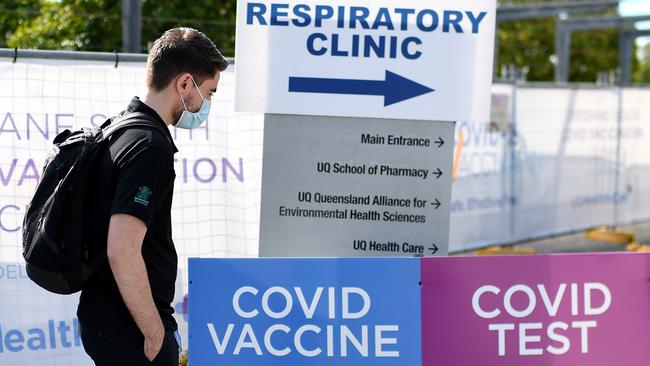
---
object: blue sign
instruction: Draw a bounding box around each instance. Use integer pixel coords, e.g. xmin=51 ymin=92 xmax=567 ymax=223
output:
xmin=288 ymin=70 xmax=434 ymax=106
xmin=189 ymin=258 xmax=421 ymax=365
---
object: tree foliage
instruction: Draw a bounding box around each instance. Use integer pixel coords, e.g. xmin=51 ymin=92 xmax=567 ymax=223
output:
xmin=9 ymin=0 xmax=121 ymax=50
xmin=497 ymin=0 xmax=626 ymax=82
xmin=142 ymin=0 xmax=236 ymax=55
xmin=6 ymin=0 xmax=236 ymax=55
xmin=0 ymin=0 xmax=40 ymax=47
xmin=634 ymin=44 xmax=650 ymax=83
xmin=1 ymin=0 xmax=647 ymax=83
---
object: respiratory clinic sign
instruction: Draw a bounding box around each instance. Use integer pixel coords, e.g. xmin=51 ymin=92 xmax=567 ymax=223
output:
xmin=235 ymin=0 xmax=497 ymax=121
xmin=245 ymin=4 xmax=487 ymax=59
xmin=189 ymin=254 xmax=650 ymax=365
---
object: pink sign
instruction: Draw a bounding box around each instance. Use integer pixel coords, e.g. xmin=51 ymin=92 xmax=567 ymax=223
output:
xmin=421 ymin=253 xmax=650 ymax=366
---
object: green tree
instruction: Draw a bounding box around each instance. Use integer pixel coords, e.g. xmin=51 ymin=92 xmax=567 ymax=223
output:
xmin=9 ymin=0 xmax=121 ymax=50
xmin=6 ymin=0 xmax=236 ymax=55
xmin=633 ymin=44 xmax=650 ymax=83
xmin=142 ymin=0 xmax=236 ymax=55
xmin=497 ymin=17 xmax=556 ymax=81
xmin=497 ymin=0 xmax=628 ymax=82
xmin=570 ymin=28 xmax=623 ymax=82
xmin=0 ymin=0 xmax=40 ymax=47
xmin=2 ymin=0 xmax=645 ymax=82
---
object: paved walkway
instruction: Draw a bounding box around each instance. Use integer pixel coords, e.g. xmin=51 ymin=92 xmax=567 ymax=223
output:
xmin=461 ymin=221 xmax=650 ymax=255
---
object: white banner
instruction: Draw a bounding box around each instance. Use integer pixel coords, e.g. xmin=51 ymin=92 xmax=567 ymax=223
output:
xmin=1 ymin=59 xmax=649 ymax=364
xmin=450 ymin=86 xmax=650 ymax=249
xmin=0 ymin=59 xmax=263 ymax=364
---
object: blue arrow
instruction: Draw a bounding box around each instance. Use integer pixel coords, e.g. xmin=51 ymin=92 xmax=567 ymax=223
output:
xmin=288 ymin=70 xmax=435 ymax=107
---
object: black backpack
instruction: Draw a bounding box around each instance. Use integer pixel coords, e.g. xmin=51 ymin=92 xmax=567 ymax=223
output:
xmin=22 ymin=112 xmax=170 ymax=294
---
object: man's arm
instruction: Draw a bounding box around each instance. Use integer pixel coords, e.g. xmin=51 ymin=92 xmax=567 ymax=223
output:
xmin=107 ymin=213 xmax=164 ymax=361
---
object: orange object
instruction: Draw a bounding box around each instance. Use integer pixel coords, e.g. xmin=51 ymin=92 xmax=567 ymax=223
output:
xmin=452 ymin=131 xmax=464 ymax=182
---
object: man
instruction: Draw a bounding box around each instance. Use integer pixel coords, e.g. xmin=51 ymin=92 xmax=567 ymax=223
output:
xmin=77 ymin=28 xmax=228 ymax=365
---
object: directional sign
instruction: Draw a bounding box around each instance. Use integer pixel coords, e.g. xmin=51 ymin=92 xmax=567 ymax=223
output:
xmin=259 ymin=114 xmax=454 ymax=257
xmin=288 ymin=71 xmax=434 ymax=107
xmin=235 ymin=0 xmax=497 ymax=121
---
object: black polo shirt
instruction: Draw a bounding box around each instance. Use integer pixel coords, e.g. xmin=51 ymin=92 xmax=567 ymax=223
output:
xmin=78 ymin=97 xmax=179 ymax=333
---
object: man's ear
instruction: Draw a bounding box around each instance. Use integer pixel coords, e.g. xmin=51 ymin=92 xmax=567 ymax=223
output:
xmin=175 ymin=73 xmax=192 ymax=94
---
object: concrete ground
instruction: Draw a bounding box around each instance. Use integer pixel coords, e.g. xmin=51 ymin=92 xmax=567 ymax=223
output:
xmin=460 ymin=221 xmax=650 ymax=255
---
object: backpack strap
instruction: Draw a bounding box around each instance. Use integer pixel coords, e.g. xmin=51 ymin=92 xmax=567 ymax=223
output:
xmin=102 ymin=111 xmax=173 ymax=145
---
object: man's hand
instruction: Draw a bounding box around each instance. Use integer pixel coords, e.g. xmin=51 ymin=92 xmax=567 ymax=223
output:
xmin=144 ymin=321 xmax=165 ymax=361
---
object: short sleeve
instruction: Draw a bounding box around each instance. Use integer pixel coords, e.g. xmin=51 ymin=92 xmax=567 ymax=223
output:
xmin=111 ymin=147 xmax=172 ymax=227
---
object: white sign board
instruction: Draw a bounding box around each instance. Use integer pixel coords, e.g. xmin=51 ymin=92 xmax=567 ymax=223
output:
xmin=235 ymin=0 xmax=497 ymax=122
xmin=259 ymin=114 xmax=454 ymax=257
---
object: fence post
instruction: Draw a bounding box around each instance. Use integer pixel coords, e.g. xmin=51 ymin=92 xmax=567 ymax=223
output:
xmin=122 ymin=0 xmax=142 ymax=53
xmin=509 ymin=84 xmax=518 ymax=241
xmin=613 ymin=86 xmax=623 ymax=228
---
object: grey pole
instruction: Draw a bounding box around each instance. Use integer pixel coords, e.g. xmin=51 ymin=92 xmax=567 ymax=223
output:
xmin=621 ymin=29 xmax=650 ymax=85
xmin=122 ymin=0 xmax=142 ymax=53
xmin=0 ymin=48 xmax=146 ymax=63
xmin=494 ymin=24 xmax=500 ymax=79
xmin=0 ymin=48 xmax=234 ymax=64
xmin=496 ymin=0 xmax=619 ymax=21
xmin=555 ymin=23 xmax=571 ymax=83
xmin=613 ymin=86 xmax=622 ymax=227
xmin=556 ymin=15 xmax=650 ymax=83
xmin=619 ymin=31 xmax=634 ymax=86
xmin=559 ymin=14 xmax=650 ymax=30
xmin=494 ymin=0 xmax=619 ymax=80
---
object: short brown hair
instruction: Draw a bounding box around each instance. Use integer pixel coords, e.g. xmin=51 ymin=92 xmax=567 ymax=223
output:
xmin=146 ymin=28 xmax=229 ymax=91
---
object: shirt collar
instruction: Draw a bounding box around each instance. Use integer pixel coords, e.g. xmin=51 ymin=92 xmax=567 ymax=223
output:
xmin=126 ymin=96 xmax=178 ymax=153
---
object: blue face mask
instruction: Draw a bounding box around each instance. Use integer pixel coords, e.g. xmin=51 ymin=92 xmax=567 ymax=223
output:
xmin=175 ymin=75 xmax=211 ymax=129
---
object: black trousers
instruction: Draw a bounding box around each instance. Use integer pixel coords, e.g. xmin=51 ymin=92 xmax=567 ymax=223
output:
xmin=80 ymin=320 xmax=179 ymax=366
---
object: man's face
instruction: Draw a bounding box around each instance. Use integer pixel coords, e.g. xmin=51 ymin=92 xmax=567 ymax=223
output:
xmin=172 ymin=71 xmax=221 ymax=123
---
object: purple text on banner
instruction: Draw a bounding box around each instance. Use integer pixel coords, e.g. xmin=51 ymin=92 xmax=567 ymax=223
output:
xmin=421 ymin=253 xmax=650 ymax=366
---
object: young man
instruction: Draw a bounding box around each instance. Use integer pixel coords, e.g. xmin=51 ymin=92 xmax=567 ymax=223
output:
xmin=77 ymin=28 xmax=228 ymax=365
